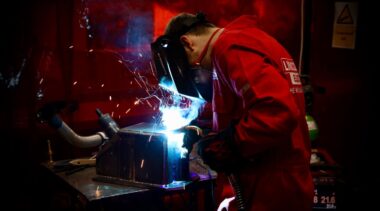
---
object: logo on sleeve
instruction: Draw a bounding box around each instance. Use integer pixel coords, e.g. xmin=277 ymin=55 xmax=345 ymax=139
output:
xmin=289 ymin=72 xmax=301 ymax=85
xmin=281 ymin=58 xmax=298 ymax=72
xmin=281 ymin=58 xmax=301 ymax=85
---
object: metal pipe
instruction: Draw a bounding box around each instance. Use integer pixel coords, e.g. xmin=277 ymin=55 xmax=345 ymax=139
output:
xmin=49 ymin=114 xmax=106 ymax=148
xmin=57 ymin=121 xmax=106 ymax=148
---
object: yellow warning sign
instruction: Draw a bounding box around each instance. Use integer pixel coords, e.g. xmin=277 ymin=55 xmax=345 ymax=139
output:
xmin=337 ymin=4 xmax=354 ymax=24
xmin=332 ymin=2 xmax=358 ymax=49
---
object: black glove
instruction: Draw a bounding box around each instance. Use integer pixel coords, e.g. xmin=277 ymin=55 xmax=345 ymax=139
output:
xmin=197 ymin=123 xmax=242 ymax=172
xmin=182 ymin=126 xmax=203 ymax=153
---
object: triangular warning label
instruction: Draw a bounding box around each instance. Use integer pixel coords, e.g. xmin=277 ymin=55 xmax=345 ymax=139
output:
xmin=337 ymin=4 xmax=354 ymax=24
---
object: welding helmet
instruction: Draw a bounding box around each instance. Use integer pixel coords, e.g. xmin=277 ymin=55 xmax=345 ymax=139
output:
xmin=150 ymin=12 xmax=213 ymax=101
xmin=151 ymin=35 xmax=201 ymax=99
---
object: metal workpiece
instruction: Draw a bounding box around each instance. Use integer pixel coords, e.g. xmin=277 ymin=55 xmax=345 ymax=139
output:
xmin=96 ymin=122 xmax=190 ymax=189
xmin=41 ymin=159 xmax=216 ymax=210
xmin=42 ymin=163 xmax=149 ymax=202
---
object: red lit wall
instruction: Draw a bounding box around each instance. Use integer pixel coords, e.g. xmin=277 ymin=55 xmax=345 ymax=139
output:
xmin=0 ymin=0 xmax=305 ymax=206
xmin=305 ymin=1 xmax=373 ymax=209
xmin=1 ymin=0 xmax=303 ymax=139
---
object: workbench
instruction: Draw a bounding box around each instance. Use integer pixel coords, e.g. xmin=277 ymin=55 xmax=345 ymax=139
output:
xmin=40 ymin=160 xmax=216 ymax=211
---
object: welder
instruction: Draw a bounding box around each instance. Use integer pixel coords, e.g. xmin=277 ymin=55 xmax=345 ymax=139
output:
xmin=151 ymin=12 xmax=314 ymax=211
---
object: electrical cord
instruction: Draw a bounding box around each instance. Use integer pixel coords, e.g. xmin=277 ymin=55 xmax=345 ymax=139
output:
xmin=207 ymin=168 xmax=217 ymax=210
xmin=227 ymin=173 xmax=246 ymax=211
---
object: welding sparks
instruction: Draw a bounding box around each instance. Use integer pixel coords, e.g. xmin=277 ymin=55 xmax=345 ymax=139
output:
xmin=159 ymin=92 xmax=205 ymax=158
xmin=134 ymin=77 xmax=143 ymax=88
xmin=160 ymin=106 xmax=190 ymax=130
xmin=165 ymin=132 xmax=187 ymax=158
xmin=159 ymin=77 xmax=177 ymax=94
xmin=149 ymin=61 xmax=156 ymax=78
xmin=146 ymin=100 xmax=152 ymax=108
xmin=67 ymin=15 xmax=204 ymax=159
xmin=160 ymin=96 xmax=204 ymax=130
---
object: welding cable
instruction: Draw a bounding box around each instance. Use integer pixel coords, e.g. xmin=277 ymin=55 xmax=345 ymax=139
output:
xmin=207 ymin=168 xmax=217 ymax=210
xmin=227 ymin=173 xmax=246 ymax=211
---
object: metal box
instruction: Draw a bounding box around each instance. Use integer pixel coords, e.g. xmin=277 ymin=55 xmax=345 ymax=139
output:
xmin=95 ymin=122 xmax=189 ymax=188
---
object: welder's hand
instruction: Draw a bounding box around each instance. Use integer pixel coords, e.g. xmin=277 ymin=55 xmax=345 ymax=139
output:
xmin=197 ymin=124 xmax=242 ymax=173
xmin=182 ymin=125 xmax=204 ymax=153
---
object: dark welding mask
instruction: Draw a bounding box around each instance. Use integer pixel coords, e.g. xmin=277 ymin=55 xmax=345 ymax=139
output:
xmin=150 ymin=12 xmax=213 ymax=101
xmin=151 ymin=35 xmax=202 ymax=99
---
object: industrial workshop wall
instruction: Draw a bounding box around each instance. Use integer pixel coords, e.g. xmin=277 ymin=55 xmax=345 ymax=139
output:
xmin=0 ymin=0 xmax=304 ymax=209
xmin=304 ymin=0 xmax=374 ymax=210
xmin=1 ymin=0 xmax=304 ymax=163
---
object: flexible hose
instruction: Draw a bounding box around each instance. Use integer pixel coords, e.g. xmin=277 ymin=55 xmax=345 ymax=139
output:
xmin=227 ymin=173 xmax=246 ymax=211
xmin=57 ymin=121 xmax=105 ymax=148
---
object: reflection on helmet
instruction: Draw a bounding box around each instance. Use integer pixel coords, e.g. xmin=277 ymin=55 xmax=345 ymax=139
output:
xmin=151 ymin=35 xmax=203 ymax=100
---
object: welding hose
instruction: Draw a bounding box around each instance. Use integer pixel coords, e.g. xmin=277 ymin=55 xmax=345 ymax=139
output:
xmin=51 ymin=115 xmax=107 ymax=148
xmin=227 ymin=173 xmax=246 ymax=211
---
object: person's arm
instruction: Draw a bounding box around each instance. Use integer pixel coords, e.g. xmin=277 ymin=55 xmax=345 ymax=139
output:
xmin=216 ymin=46 xmax=300 ymax=159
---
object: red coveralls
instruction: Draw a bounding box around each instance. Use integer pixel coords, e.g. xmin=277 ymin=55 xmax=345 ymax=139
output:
xmin=210 ymin=15 xmax=314 ymax=211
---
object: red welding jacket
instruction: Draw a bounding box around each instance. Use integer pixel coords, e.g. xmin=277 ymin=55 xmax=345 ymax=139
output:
xmin=210 ymin=16 xmax=314 ymax=211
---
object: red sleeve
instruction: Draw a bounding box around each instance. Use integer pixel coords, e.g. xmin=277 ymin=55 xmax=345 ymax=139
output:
xmin=216 ymin=47 xmax=300 ymax=158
